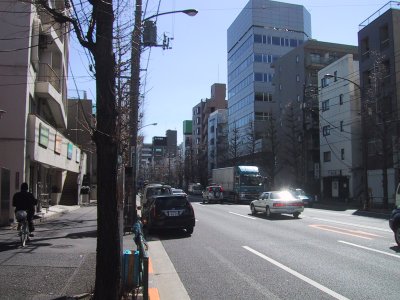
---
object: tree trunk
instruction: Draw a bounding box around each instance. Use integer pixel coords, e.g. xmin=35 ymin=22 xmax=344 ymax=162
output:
xmin=93 ymin=1 xmax=121 ymax=299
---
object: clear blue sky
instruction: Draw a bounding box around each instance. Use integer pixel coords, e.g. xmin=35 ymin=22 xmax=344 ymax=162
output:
xmin=68 ymin=0 xmax=391 ymax=144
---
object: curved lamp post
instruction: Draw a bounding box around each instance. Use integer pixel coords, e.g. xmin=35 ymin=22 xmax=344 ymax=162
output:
xmin=143 ymin=9 xmax=198 ymax=22
xmin=324 ymin=74 xmax=369 ymax=209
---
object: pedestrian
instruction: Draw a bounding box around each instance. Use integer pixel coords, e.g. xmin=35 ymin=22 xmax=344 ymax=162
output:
xmin=12 ymin=182 xmax=38 ymax=237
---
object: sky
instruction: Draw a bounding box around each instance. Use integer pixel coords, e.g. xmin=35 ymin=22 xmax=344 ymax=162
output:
xmin=67 ymin=0 xmax=394 ymax=144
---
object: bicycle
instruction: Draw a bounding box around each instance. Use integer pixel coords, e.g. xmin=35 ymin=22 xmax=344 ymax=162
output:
xmin=15 ymin=210 xmax=30 ymax=247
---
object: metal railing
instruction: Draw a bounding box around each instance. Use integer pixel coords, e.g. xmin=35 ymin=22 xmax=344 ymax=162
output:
xmin=38 ymin=63 xmax=61 ymax=93
xmin=133 ymin=221 xmax=149 ymax=299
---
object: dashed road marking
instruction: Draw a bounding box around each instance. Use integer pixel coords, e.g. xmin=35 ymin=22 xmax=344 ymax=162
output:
xmin=338 ymin=240 xmax=400 ymax=259
xmin=243 ymin=246 xmax=349 ymax=300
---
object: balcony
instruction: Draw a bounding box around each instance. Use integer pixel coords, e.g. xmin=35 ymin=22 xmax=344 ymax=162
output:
xmin=35 ymin=63 xmax=66 ymax=128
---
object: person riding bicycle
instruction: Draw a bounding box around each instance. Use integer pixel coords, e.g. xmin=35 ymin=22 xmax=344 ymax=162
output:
xmin=12 ymin=182 xmax=38 ymax=237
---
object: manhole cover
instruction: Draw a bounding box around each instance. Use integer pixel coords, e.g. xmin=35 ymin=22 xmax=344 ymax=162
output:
xmin=50 ymin=244 xmax=73 ymax=248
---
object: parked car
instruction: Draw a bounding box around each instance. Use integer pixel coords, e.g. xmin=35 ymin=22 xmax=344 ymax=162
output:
xmin=389 ymin=208 xmax=400 ymax=246
xmin=171 ymin=188 xmax=187 ymax=197
xmin=250 ymin=190 xmax=304 ymax=218
xmin=141 ymin=195 xmax=195 ymax=235
xmin=202 ymin=185 xmax=224 ymax=204
xmin=290 ymin=188 xmax=314 ymax=207
xmin=141 ymin=183 xmax=172 ymax=208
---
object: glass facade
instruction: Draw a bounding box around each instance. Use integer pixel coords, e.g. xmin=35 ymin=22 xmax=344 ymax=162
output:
xmin=227 ymin=0 xmax=311 ymax=144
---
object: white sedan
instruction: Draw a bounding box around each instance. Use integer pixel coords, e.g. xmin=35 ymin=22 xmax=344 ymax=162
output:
xmin=250 ymin=190 xmax=304 ymax=218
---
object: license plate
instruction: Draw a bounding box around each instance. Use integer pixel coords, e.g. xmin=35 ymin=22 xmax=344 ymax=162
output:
xmin=168 ymin=211 xmax=179 ymax=217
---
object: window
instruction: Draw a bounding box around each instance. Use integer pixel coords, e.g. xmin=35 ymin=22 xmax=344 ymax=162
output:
xmin=322 ymin=100 xmax=330 ymax=111
xmin=323 ymin=151 xmax=331 ymax=162
xmin=340 ymin=121 xmax=344 ymax=132
xmin=255 ymin=112 xmax=271 ymax=121
xmin=361 ymin=37 xmax=370 ymax=60
xmin=272 ymin=36 xmax=280 ymax=45
xmin=334 ymin=71 xmax=338 ymax=82
xmin=339 ymin=94 xmax=344 ymax=105
xmin=322 ymin=125 xmax=330 ymax=136
xmin=380 ymin=24 xmax=389 ymax=50
xmin=296 ymin=55 xmax=299 ymax=63
xmin=296 ymin=75 xmax=300 ymax=82
xmin=254 ymin=34 xmax=262 ymax=43
xmin=321 ymin=77 xmax=327 ymax=88
xmin=341 ymin=148 xmax=345 ymax=160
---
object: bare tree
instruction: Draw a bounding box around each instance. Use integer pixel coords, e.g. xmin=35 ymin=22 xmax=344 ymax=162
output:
xmin=282 ymin=102 xmax=303 ymax=187
xmin=228 ymin=123 xmax=241 ymax=166
xmin=261 ymin=114 xmax=280 ymax=189
xmin=33 ymin=1 xmax=122 ymax=298
xmin=244 ymin=119 xmax=257 ymax=156
xmin=364 ymin=51 xmax=397 ymax=208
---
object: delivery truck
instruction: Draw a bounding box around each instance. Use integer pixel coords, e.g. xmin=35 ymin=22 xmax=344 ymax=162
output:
xmin=211 ymin=166 xmax=264 ymax=203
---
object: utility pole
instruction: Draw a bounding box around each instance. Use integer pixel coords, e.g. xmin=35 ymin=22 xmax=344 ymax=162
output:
xmin=127 ymin=0 xmax=142 ymax=226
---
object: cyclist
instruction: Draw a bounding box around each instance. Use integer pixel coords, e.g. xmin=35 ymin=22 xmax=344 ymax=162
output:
xmin=12 ymin=182 xmax=38 ymax=237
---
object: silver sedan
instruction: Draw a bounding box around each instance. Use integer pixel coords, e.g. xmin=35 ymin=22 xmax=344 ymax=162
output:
xmin=250 ymin=190 xmax=304 ymax=218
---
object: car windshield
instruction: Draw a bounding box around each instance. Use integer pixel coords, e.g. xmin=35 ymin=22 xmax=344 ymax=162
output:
xmin=155 ymin=197 xmax=187 ymax=209
xmin=147 ymin=187 xmax=171 ymax=198
xmin=241 ymin=175 xmax=262 ymax=186
xmin=295 ymin=189 xmax=306 ymax=196
xmin=172 ymin=189 xmax=184 ymax=193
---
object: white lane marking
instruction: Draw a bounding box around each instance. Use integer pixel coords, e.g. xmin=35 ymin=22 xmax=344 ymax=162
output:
xmin=338 ymin=240 xmax=400 ymax=259
xmin=308 ymin=217 xmax=391 ymax=233
xmin=243 ymin=246 xmax=349 ymax=300
xmin=229 ymin=212 xmax=256 ymax=220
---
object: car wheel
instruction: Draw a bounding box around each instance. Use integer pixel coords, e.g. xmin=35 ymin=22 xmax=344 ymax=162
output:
xmin=395 ymin=225 xmax=400 ymax=247
xmin=186 ymin=227 xmax=194 ymax=235
xmin=293 ymin=212 xmax=300 ymax=219
xmin=250 ymin=204 xmax=256 ymax=215
xmin=265 ymin=207 xmax=272 ymax=218
xmin=202 ymin=197 xmax=205 ymax=204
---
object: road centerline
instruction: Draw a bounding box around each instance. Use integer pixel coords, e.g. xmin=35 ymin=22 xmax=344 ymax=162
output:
xmin=243 ymin=246 xmax=350 ymax=300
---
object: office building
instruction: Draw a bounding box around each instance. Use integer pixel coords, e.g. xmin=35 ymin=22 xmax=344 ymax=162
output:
xmin=227 ymin=0 xmax=311 ymax=156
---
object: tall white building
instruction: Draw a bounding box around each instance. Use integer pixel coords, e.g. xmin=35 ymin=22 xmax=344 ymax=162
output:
xmin=0 ymin=1 xmax=86 ymax=225
xmin=318 ymin=54 xmax=362 ymax=201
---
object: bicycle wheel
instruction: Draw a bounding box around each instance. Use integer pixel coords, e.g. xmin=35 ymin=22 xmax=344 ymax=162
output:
xmin=20 ymin=221 xmax=28 ymax=247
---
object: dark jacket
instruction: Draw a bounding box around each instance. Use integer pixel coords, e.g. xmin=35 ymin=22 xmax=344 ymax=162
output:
xmin=12 ymin=191 xmax=38 ymax=213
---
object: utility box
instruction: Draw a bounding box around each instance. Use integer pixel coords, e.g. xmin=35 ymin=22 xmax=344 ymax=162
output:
xmin=142 ymin=20 xmax=157 ymax=47
xmin=122 ymin=249 xmax=139 ymax=290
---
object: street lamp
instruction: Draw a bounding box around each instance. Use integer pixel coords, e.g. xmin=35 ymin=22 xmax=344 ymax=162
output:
xmin=138 ymin=122 xmax=157 ymax=131
xmin=143 ymin=9 xmax=198 ymax=22
xmin=324 ymin=74 xmax=369 ymax=209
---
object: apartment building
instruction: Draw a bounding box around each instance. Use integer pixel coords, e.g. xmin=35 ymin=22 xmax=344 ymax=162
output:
xmin=357 ymin=2 xmax=400 ymax=206
xmin=0 ymin=1 xmax=86 ymax=225
xmin=227 ymin=0 xmax=311 ymax=155
xmin=191 ymin=83 xmax=227 ymax=185
xmin=207 ymin=109 xmax=228 ymax=175
xmin=318 ymin=55 xmax=362 ymax=201
xmin=273 ymin=40 xmax=358 ymax=194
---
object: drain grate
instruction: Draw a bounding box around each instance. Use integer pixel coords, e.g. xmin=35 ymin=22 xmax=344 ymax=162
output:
xmin=50 ymin=244 xmax=73 ymax=248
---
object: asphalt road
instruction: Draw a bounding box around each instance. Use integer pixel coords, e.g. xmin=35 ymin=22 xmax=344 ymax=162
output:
xmin=154 ymin=195 xmax=400 ymax=300
xmin=0 ymin=206 xmax=97 ymax=300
